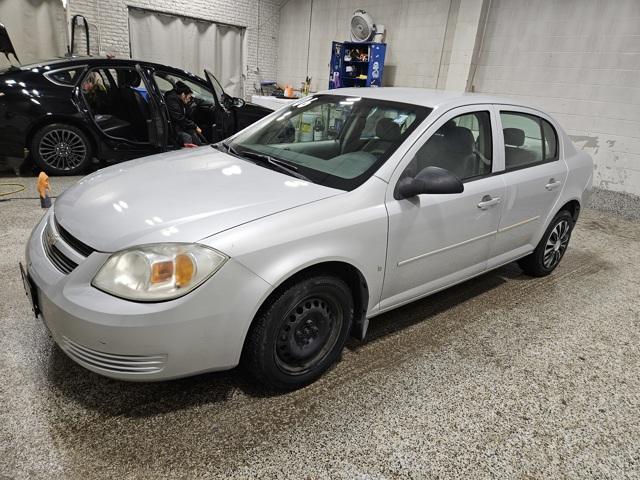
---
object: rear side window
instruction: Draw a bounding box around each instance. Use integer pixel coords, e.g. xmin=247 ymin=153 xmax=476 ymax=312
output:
xmin=45 ymin=68 xmax=83 ymax=86
xmin=501 ymin=112 xmax=558 ymax=169
xmin=542 ymin=119 xmax=558 ymax=160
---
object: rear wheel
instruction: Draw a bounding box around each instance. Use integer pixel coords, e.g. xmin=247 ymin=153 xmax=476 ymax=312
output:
xmin=31 ymin=123 xmax=93 ymax=175
xmin=518 ymin=210 xmax=574 ymax=277
xmin=243 ymin=274 xmax=354 ymax=391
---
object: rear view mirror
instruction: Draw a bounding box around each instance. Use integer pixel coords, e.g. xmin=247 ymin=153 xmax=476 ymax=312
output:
xmin=232 ymin=97 xmax=245 ymax=108
xmin=395 ymin=166 xmax=464 ymax=200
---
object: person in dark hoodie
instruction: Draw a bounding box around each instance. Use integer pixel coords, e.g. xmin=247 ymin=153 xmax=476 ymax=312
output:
xmin=165 ymin=81 xmax=207 ymax=146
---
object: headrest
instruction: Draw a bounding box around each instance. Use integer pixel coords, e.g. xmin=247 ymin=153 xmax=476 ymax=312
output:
xmin=375 ymin=118 xmax=401 ymax=142
xmin=444 ymin=126 xmax=474 ymax=154
xmin=120 ymin=70 xmax=141 ymax=87
xmin=441 ymin=120 xmax=457 ymax=132
xmin=504 ymin=128 xmax=525 ymax=147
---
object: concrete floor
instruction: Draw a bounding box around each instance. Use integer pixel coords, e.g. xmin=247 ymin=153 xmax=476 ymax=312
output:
xmin=1 ymin=176 xmax=639 ymax=479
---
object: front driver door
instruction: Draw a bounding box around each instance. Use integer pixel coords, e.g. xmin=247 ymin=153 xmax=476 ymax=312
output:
xmin=135 ymin=64 xmax=167 ymax=149
xmin=380 ymin=106 xmax=506 ymax=311
xmin=204 ymin=69 xmax=234 ymax=141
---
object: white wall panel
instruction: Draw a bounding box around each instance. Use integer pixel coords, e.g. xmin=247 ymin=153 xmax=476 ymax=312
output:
xmin=471 ymin=0 xmax=640 ymax=195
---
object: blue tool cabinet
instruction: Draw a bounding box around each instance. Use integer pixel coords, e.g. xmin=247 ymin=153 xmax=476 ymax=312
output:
xmin=329 ymin=41 xmax=386 ymax=89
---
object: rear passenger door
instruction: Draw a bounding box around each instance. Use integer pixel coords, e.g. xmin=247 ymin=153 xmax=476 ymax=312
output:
xmin=488 ymin=107 xmax=568 ymax=268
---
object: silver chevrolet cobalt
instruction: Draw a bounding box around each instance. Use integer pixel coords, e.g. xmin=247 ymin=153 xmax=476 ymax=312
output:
xmin=22 ymin=88 xmax=593 ymax=390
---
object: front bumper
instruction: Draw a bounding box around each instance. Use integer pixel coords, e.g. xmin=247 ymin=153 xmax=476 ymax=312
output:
xmin=25 ymin=211 xmax=271 ymax=381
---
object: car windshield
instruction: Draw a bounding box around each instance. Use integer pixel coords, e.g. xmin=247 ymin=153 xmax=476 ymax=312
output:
xmin=228 ymin=94 xmax=431 ymax=191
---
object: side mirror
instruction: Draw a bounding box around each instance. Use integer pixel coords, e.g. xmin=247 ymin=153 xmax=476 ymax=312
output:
xmin=232 ymin=97 xmax=245 ymax=108
xmin=395 ymin=166 xmax=464 ymax=200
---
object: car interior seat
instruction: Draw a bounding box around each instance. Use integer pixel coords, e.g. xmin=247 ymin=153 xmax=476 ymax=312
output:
xmin=117 ymin=70 xmax=150 ymax=141
xmin=504 ymin=127 xmax=537 ymax=168
xmin=416 ymin=125 xmax=475 ymax=180
xmin=362 ymin=117 xmax=401 ymax=155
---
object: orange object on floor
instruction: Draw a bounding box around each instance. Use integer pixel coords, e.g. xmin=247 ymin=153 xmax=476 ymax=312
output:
xmin=37 ymin=172 xmax=50 ymax=198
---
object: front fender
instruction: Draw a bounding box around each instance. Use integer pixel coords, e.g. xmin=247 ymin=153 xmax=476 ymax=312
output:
xmin=201 ymin=177 xmax=389 ymax=315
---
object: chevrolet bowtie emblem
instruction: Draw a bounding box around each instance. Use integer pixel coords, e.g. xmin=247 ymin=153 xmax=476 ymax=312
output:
xmin=46 ymin=226 xmax=60 ymax=247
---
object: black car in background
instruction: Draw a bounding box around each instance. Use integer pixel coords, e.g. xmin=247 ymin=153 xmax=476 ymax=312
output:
xmin=0 ymin=56 xmax=272 ymax=175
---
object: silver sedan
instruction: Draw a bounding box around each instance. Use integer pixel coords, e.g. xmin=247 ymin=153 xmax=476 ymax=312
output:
xmin=22 ymin=88 xmax=593 ymax=390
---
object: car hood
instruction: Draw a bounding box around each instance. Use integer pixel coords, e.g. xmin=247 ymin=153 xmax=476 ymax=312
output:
xmin=54 ymin=147 xmax=342 ymax=253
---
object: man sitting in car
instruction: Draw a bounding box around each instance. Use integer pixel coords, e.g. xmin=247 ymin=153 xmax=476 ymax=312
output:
xmin=165 ymin=81 xmax=207 ymax=146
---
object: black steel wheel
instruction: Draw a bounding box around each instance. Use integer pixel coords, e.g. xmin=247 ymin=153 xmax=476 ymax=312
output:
xmin=518 ymin=210 xmax=575 ymax=277
xmin=244 ymin=274 xmax=354 ymax=391
xmin=32 ymin=123 xmax=93 ymax=175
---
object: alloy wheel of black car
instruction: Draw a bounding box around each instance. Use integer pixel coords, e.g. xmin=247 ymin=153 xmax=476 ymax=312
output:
xmin=243 ymin=274 xmax=354 ymax=391
xmin=32 ymin=123 xmax=93 ymax=176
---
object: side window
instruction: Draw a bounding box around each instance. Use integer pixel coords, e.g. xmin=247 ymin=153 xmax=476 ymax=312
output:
xmin=501 ymin=112 xmax=558 ymax=169
xmin=45 ymin=67 xmax=83 ymax=86
xmin=153 ymin=72 xmax=215 ymax=105
xmin=542 ymin=119 xmax=558 ymax=161
xmin=401 ymin=111 xmax=493 ymax=181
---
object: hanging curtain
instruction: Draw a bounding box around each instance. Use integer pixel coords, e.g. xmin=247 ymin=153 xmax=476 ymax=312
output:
xmin=0 ymin=0 xmax=67 ymax=67
xmin=128 ymin=8 xmax=244 ymax=98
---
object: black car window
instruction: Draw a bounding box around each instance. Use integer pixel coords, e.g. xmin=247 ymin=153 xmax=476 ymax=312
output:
xmin=45 ymin=68 xmax=83 ymax=86
xmin=153 ymin=72 xmax=215 ymax=105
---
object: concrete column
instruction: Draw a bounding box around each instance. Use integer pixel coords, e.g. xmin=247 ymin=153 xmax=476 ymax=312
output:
xmin=443 ymin=0 xmax=489 ymax=91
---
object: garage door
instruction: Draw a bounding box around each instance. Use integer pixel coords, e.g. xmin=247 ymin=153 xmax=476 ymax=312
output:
xmin=0 ymin=0 xmax=67 ymax=67
xmin=128 ymin=8 xmax=244 ymax=98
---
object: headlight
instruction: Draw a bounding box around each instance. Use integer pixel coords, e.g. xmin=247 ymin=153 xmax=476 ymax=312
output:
xmin=92 ymin=243 xmax=227 ymax=301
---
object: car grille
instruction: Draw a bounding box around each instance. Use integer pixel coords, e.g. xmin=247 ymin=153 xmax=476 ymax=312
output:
xmin=42 ymin=226 xmax=78 ymax=274
xmin=54 ymin=217 xmax=95 ymax=257
xmin=42 ymin=216 xmax=97 ymax=274
xmin=62 ymin=336 xmax=167 ymax=374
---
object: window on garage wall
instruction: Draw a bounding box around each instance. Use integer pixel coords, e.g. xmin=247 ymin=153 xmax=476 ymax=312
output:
xmin=0 ymin=0 xmax=67 ymax=67
xmin=128 ymin=7 xmax=244 ymax=98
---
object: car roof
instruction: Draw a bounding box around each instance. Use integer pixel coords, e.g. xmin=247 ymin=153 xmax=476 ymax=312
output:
xmin=11 ymin=56 xmax=205 ymax=81
xmin=316 ymin=87 xmax=539 ymax=112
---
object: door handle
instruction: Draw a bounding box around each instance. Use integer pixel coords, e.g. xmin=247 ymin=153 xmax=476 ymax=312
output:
xmin=477 ymin=195 xmax=502 ymax=209
xmin=545 ymin=178 xmax=562 ymax=190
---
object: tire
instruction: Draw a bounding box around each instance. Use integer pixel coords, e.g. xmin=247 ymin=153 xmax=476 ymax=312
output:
xmin=518 ymin=210 xmax=574 ymax=277
xmin=243 ymin=274 xmax=354 ymax=391
xmin=31 ymin=123 xmax=93 ymax=176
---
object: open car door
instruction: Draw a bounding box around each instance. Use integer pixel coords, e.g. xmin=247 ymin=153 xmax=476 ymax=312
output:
xmin=136 ymin=64 xmax=168 ymax=149
xmin=0 ymin=23 xmax=19 ymax=64
xmin=204 ymin=69 xmax=235 ymax=141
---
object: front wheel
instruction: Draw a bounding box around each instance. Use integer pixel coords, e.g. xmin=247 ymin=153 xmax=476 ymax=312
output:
xmin=243 ymin=274 xmax=354 ymax=391
xmin=31 ymin=123 xmax=93 ymax=175
xmin=518 ymin=210 xmax=574 ymax=277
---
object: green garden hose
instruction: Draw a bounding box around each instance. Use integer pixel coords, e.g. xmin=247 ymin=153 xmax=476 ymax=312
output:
xmin=0 ymin=183 xmax=26 ymax=197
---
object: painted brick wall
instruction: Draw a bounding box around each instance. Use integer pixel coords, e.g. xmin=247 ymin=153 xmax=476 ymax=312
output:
xmin=471 ymin=0 xmax=640 ymax=196
xmin=67 ymin=0 xmax=282 ymax=99
xmin=277 ymin=0 xmax=452 ymax=92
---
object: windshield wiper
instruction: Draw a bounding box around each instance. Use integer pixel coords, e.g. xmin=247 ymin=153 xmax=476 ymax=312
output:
xmin=214 ymin=142 xmax=311 ymax=181
xmin=244 ymin=151 xmax=311 ymax=181
xmin=213 ymin=141 xmax=238 ymax=155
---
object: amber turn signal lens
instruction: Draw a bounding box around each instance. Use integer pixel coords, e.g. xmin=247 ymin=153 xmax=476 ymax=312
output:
xmin=150 ymin=260 xmax=173 ymax=284
xmin=175 ymin=253 xmax=195 ymax=287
